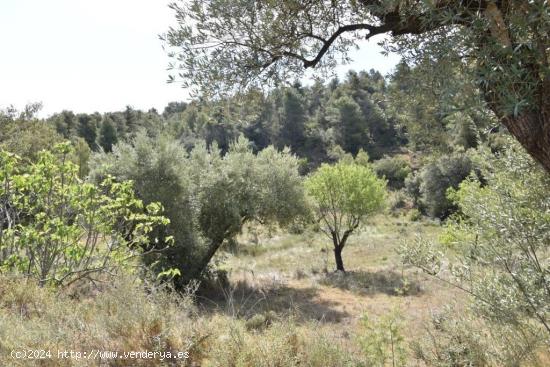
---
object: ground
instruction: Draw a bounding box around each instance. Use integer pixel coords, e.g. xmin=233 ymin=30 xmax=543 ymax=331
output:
xmin=201 ymin=215 xmax=461 ymax=345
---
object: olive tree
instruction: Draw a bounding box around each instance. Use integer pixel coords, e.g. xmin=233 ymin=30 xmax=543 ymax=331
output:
xmin=164 ymin=0 xmax=550 ymax=173
xmin=90 ymin=133 xmax=309 ymax=285
xmin=306 ymin=162 xmax=386 ymax=271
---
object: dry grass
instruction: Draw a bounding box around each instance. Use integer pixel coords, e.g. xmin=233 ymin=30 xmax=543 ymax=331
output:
xmin=2 ymin=214 xmax=546 ymax=366
xmin=213 ymin=215 xmax=455 ymax=339
xmin=0 ymin=275 xmax=367 ymax=366
xmin=0 ymin=275 xmax=200 ymax=366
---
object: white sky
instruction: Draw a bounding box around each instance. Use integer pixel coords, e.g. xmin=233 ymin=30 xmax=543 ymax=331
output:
xmin=0 ymin=0 xmax=400 ymax=117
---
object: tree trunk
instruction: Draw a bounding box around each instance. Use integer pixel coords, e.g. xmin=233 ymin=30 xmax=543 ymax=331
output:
xmin=189 ymin=237 xmax=224 ymax=281
xmin=334 ymin=246 xmax=345 ymax=272
xmin=480 ymin=2 xmax=550 ymax=173
xmin=501 ymin=108 xmax=550 ymax=173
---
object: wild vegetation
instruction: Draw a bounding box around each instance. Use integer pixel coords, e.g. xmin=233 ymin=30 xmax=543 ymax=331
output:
xmin=1 ymin=0 xmax=549 ymax=366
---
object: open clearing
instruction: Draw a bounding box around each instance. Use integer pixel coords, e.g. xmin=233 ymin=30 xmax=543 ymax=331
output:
xmin=201 ymin=215 xmax=461 ymax=343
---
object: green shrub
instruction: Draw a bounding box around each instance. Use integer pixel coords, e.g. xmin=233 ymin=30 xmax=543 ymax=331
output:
xmin=373 ymin=156 xmax=411 ymax=190
xmin=0 ymin=143 xmax=169 ymax=287
xmin=406 ymin=152 xmax=473 ymax=219
xmin=408 ymin=208 xmax=422 ymax=222
xmin=357 ymin=309 xmax=407 ymax=367
xmin=401 ymin=142 xmax=550 ymax=365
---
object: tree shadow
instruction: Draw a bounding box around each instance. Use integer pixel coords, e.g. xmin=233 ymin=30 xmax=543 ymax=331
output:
xmin=319 ymin=269 xmax=424 ymax=296
xmin=196 ymin=278 xmax=349 ymax=324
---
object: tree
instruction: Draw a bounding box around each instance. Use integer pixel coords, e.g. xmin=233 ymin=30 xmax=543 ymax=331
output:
xmin=0 ymin=105 xmax=64 ymax=161
xmin=373 ymin=156 xmax=411 ymax=190
xmin=277 ymin=88 xmax=307 ymax=152
xmin=407 ymin=152 xmax=474 ymax=219
xmin=123 ymin=105 xmax=138 ymax=133
xmin=50 ymin=110 xmax=76 ymax=138
xmin=70 ymin=137 xmax=91 ymax=179
xmin=98 ymin=118 xmax=118 ymax=152
xmin=162 ymin=101 xmax=188 ymax=118
xmin=326 ymin=95 xmax=369 ymax=155
xmin=0 ymin=120 xmax=63 ymax=161
xmin=306 ymin=162 xmax=386 ymax=271
xmin=90 ymin=134 xmax=308 ymax=285
xmin=164 ymin=0 xmax=550 ymax=173
xmin=76 ymin=114 xmax=98 ymax=150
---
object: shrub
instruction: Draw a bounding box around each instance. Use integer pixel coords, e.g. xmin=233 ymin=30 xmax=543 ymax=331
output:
xmin=373 ymin=156 xmax=411 ymax=190
xmin=0 ymin=274 xmax=198 ymax=367
xmin=0 ymin=143 xmax=169 ymax=287
xmin=357 ymin=310 xmax=407 ymax=367
xmin=401 ymin=142 xmax=550 ymax=365
xmin=406 ymin=152 xmax=473 ymax=219
xmin=388 ymin=190 xmax=409 ymax=213
xmin=408 ymin=208 xmax=422 ymax=222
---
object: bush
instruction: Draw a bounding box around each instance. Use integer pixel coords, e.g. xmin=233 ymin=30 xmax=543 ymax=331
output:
xmin=0 ymin=274 xmax=198 ymax=367
xmin=373 ymin=156 xmax=411 ymax=189
xmin=0 ymin=143 xmax=169 ymax=287
xmin=357 ymin=309 xmax=407 ymax=367
xmin=406 ymin=152 xmax=473 ymax=219
xmin=388 ymin=190 xmax=409 ymax=213
xmin=408 ymin=208 xmax=422 ymax=222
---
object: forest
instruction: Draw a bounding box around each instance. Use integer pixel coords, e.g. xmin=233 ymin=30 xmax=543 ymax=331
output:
xmin=1 ymin=1 xmax=549 ymax=366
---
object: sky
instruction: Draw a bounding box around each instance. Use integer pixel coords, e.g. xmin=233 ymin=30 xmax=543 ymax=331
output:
xmin=0 ymin=0 xmax=400 ymax=117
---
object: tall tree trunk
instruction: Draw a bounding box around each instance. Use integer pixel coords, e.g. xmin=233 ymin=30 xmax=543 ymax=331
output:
xmin=191 ymin=238 xmax=224 ymax=280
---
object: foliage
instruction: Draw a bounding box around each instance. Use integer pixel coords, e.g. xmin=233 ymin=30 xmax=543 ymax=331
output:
xmin=400 ymin=141 xmax=550 ymax=364
xmin=0 ymin=275 xmax=198 ymax=367
xmin=407 ymin=151 xmax=474 ymax=219
xmin=5 ymin=67 xmax=484 ymax=174
xmin=0 ymin=143 xmax=170 ymax=287
xmin=306 ymin=161 xmax=386 ymax=271
xmin=163 ymin=0 xmax=550 ymax=172
xmin=69 ymin=137 xmax=92 ymax=178
xmin=276 ymin=88 xmax=307 ymax=152
xmin=410 ymin=305 xmax=546 ymax=367
xmin=89 ymin=133 xmax=198 ymax=286
xmin=326 ymin=95 xmax=369 ymax=156
xmin=163 ymin=0 xmax=549 ymax=114
xmin=387 ymin=61 xmax=490 ymax=154
xmin=0 ymin=104 xmax=64 ymax=161
xmin=373 ymin=156 xmax=411 ymax=190
xmin=98 ymin=118 xmax=118 ymax=152
xmin=90 ymin=134 xmax=308 ymax=285
xmin=76 ymin=114 xmax=99 ymax=150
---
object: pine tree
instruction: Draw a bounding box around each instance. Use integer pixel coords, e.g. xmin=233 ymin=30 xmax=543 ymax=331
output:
xmin=99 ymin=118 xmax=118 ymax=152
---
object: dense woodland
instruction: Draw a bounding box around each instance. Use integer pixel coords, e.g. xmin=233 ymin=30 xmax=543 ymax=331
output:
xmin=1 ymin=0 xmax=549 ymax=366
